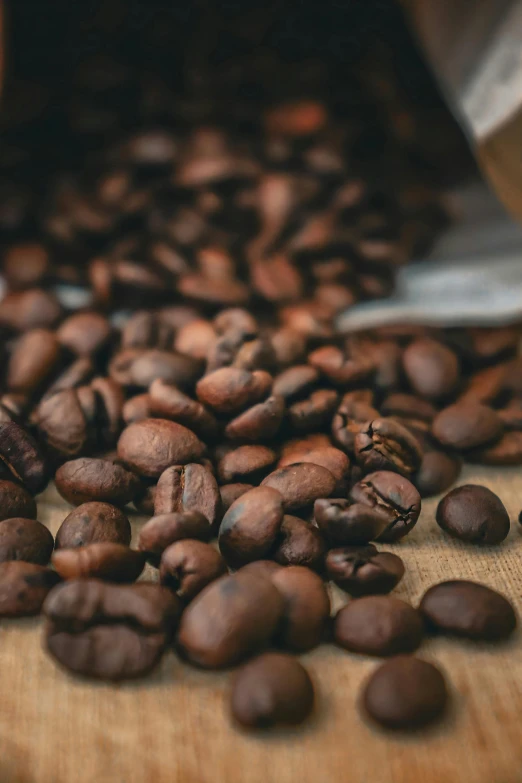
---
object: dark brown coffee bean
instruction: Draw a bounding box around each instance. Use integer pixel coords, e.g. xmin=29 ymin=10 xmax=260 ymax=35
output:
xmin=7 ymin=328 xmax=61 ymax=396
xmin=219 ymin=486 xmax=284 ymax=569
xmin=55 ymin=458 xmax=140 ymax=507
xmin=326 ymin=549 xmax=404 ymax=596
xmin=133 ymin=483 xmax=156 ymax=515
xmin=35 ymin=389 xmax=89 ymax=459
xmin=56 ymin=502 xmax=131 ymax=549
xmin=0 ymin=480 xmax=37 ymax=521
xmin=89 ymin=377 xmax=124 ymax=447
xmin=0 ymin=518 xmax=54 ymax=565
xmin=159 ymin=540 xmax=227 ymax=601
xmin=196 ymin=368 xmax=272 ymax=415
xmin=43 ymin=357 xmax=95 ymax=400
xmin=335 ymin=596 xmax=423 ymax=656
xmin=271 ymin=566 xmax=330 ymax=652
xmin=403 ymin=338 xmax=459 ymax=400
xmin=273 ymin=515 xmax=325 ymax=571
xmin=381 ymin=393 xmax=437 ymax=423
xmin=362 ymin=656 xmax=448 ymax=730
xmin=308 ymin=344 xmax=374 ymax=387
xmin=414 ymin=451 xmax=461 ymax=498
xmin=287 ymin=389 xmax=338 ymax=434
xmin=137 ymin=511 xmax=211 ymax=565
xmin=110 ymin=348 xmax=202 ymax=390
xmin=217 ymin=445 xmax=276 ymax=483
xmin=3 ymin=242 xmax=50 ymax=289
xmin=314 ymin=498 xmax=389 ymax=546
xmin=432 ymin=402 xmax=503 ymax=451
xmin=219 ymin=483 xmax=254 ymax=513
xmin=0 ymin=289 xmax=62 ymax=332
xmin=177 ymin=571 xmax=285 ymax=668
xmin=350 ymin=471 xmax=422 ymax=542
xmin=420 ymin=580 xmax=517 ymax=641
xmin=331 ymin=390 xmax=379 ymax=453
xmin=270 ymin=328 xmax=307 ymax=368
xmin=224 ymin=394 xmax=285 ymax=442
xmin=154 ymin=464 xmax=220 ymax=528
xmin=272 ymin=365 xmax=319 ymax=401
xmin=230 ymin=652 xmax=315 ymax=729
xmin=436 ymin=484 xmax=510 ymax=544
xmin=0 ymin=421 xmax=48 ymax=494
xmin=458 ymin=364 xmax=508 ymax=405
xmin=498 ymin=402 xmax=522 ymax=431
xmin=261 ymin=463 xmax=336 ymax=512
xmin=355 ymin=418 xmax=423 ymax=477
xmin=52 ymin=544 xmax=145 ymax=583
xmin=467 ymin=431 xmax=522 ymax=465
xmin=0 ymin=561 xmax=60 ymax=617
xmin=279 ymin=446 xmax=350 ymax=495
xmin=240 ymin=560 xmax=282 ymax=578
xmin=123 ymin=393 xmax=151 ymax=424
xmin=148 ymin=380 xmax=218 ymax=440
xmin=57 ymin=312 xmax=112 ymax=357
xmin=117 ymin=419 xmax=205 ymax=478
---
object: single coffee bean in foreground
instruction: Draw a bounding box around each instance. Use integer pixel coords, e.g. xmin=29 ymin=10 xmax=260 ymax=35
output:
xmin=0 ymin=561 xmax=60 ymax=617
xmin=0 ymin=518 xmax=54 ymax=565
xmin=335 ymin=596 xmax=423 ymax=656
xmin=137 ymin=511 xmax=211 ymax=565
xmin=436 ymin=484 xmax=510 ymax=544
xmin=230 ymin=653 xmax=315 ymax=730
xmin=55 ymin=502 xmax=131 ymax=549
xmin=159 ymin=539 xmax=227 ymax=601
xmin=52 ymin=544 xmax=146 ymax=583
xmin=350 ymin=471 xmax=421 ymax=543
xmin=326 ymin=548 xmax=404 ymax=596
xmin=420 ymin=580 xmax=517 ymax=641
xmin=362 ymin=655 xmax=448 ymax=730
xmin=270 ymin=565 xmax=330 ymax=652
xmin=55 ymin=458 xmax=140 ymax=507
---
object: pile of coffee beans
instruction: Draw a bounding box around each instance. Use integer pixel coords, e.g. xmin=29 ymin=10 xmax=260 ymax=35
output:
xmin=0 ymin=26 xmax=518 ymax=736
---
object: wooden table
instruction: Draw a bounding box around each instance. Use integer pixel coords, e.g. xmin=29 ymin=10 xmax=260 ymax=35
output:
xmin=1 ymin=464 xmax=521 ymax=783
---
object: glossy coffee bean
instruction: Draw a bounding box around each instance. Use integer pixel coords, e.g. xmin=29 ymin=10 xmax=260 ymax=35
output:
xmin=217 ymin=445 xmax=277 ymax=483
xmin=230 ymin=653 xmax=314 ymax=729
xmin=261 ymin=463 xmax=336 ymax=512
xmin=224 ymin=394 xmax=285 ymax=442
xmin=326 ymin=549 xmax=404 ymax=596
xmin=52 ymin=544 xmax=146 ymax=583
xmin=331 ymin=390 xmax=379 ymax=453
xmin=355 ymin=418 xmax=423 ymax=477
xmin=148 ymin=379 xmax=218 ymax=440
xmin=137 ymin=511 xmax=211 ymax=565
xmin=287 ymin=389 xmax=338 ymax=434
xmin=196 ymin=368 xmax=272 ymax=414
xmin=219 ymin=487 xmax=284 ymax=569
xmin=55 ymin=458 xmax=140 ymax=507
xmin=414 ymin=451 xmax=461 ymax=498
xmin=436 ymin=484 xmax=510 ymax=544
xmin=335 ymin=596 xmax=423 ymax=656
xmin=432 ymin=402 xmax=503 ymax=451
xmin=362 ymin=656 xmax=448 ymax=730
xmin=57 ymin=312 xmax=112 ymax=357
xmin=0 ymin=561 xmax=60 ymax=616
xmin=0 ymin=421 xmax=48 ymax=494
xmin=154 ymin=464 xmax=220 ymax=528
xmin=0 ymin=480 xmax=37 ymax=521
xmin=273 ymin=515 xmax=325 ymax=571
xmin=350 ymin=471 xmax=421 ymax=542
xmin=55 ymin=502 xmax=131 ymax=549
xmin=279 ymin=446 xmax=350 ymax=495
xmin=271 ymin=566 xmax=330 ymax=652
xmin=403 ymin=338 xmax=459 ymax=400
xmin=0 ymin=516 xmax=54 ymax=564
xmin=7 ymin=328 xmax=61 ymax=396
xmin=117 ymin=419 xmax=205 ymax=478
xmin=219 ymin=483 xmax=255 ymax=514
xmin=420 ymin=580 xmax=516 ymax=641
xmin=314 ymin=498 xmax=388 ymax=546
xmin=159 ymin=540 xmax=227 ymax=601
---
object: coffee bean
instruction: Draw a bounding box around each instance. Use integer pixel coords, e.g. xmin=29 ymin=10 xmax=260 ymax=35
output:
xmin=331 ymin=390 xmax=379 ymax=453
xmin=458 ymin=364 xmax=508 ymax=405
xmin=362 ymin=656 xmax=448 ymax=730
xmin=436 ymin=484 xmax=510 ymax=544
xmin=52 ymin=544 xmax=145 ymax=583
xmin=110 ymin=348 xmax=202 ymax=390
xmin=137 ymin=511 xmax=211 ymax=565
xmin=177 ymin=571 xmax=285 ymax=668
xmin=44 ymin=580 xmax=181 ymax=680
xmin=272 ymin=365 xmax=319 ymax=401
xmin=0 ymin=421 xmax=48 ymax=494
xmin=219 ymin=487 xmax=284 ymax=569
xmin=0 ymin=480 xmax=37 ymax=521
xmin=381 ymin=393 xmax=437 ymax=423
xmin=355 ymin=418 xmax=423 ymax=477
xmin=326 ymin=549 xmax=404 ymax=596
xmin=350 ymin=471 xmax=421 ymax=542
xmin=175 ymin=319 xmax=216 ymax=360
xmin=261 ymin=463 xmax=336 ymax=512
xmin=308 ymin=344 xmax=374 ymax=387
xmin=56 ymin=502 xmax=131 ymax=549
xmin=219 ymin=483 xmax=255 ymax=514
xmin=117 ymin=419 xmax=205 ymax=478
xmin=270 ymin=566 xmax=330 ymax=652
xmin=335 ymin=596 xmax=423 ymax=656
xmin=133 ymin=483 xmax=156 ymax=515
xmin=7 ymin=329 xmax=62 ymax=397
xmin=0 ymin=562 xmax=60 ymax=616
xmin=432 ymin=403 xmax=503 ymax=451
xmin=279 ymin=447 xmax=350 ymax=495
xmin=403 ymin=338 xmax=459 ymax=400
xmin=35 ymin=389 xmax=90 ymax=459
xmin=148 ymin=380 xmax=218 ymax=440
xmin=55 ymin=458 xmax=140 ymax=507
xmin=217 ymin=445 xmax=276 ymax=483
xmin=230 ymin=653 xmax=314 ymax=729
xmin=196 ymin=368 xmax=272 ymax=414
xmin=3 ymin=242 xmax=50 ymax=289
xmin=154 ymin=464 xmax=220 ymax=527
xmin=270 ymin=328 xmax=307 ymax=368
xmin=420 ymin=580 xmax=516 ymax=641
xmin=314 ymin=498 xmax=389 ymax=546
xmin=414 ymin=451 xmax=461 ymax=498
xmin=224 ymin=394 xmax=285 ymax=442
xmin=240 ymin=560 xmax=282 ymax=578
xmin=287 ymin=389 xmax=339 ymax=434
xmin=123 ymin=394 xmax=151 ymax=424
xmin=159 ymin=540 xmax=227 ymax=601
xmin=0 ymin=289 xmax=62 ymax=332
xmin=0 ymin=518 xmax=54 ymax=564
xmin=467 ymin=431 xmax=522 ymax=465
xmin=57 ymin=312 xmax=112 ymax=357
xmin=273 ymin=515 xmax=325 ymax=571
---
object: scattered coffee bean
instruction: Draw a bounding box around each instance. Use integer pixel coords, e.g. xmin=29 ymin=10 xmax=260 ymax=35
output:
xmin=273 ymin=515 xmax=325 ymax=571
xmin=414 ymin=451 xmax=461 ymax=498
xmin=420 ymin=580 xmax=517 ymax=641
xmin=154 ymin=463 xmax=220 ymax=527
xmin=0 ymin=518 xmax=54 ymax=565
xmin=436 ymin=484 xmax=510 ymax=544
xmin=261 ymin=463 xmax=336 ymax=512
xmin=279 ymin=446 xmax=350 ymax=495
xmin=432 ymin=402 xmax=503 ymax=451
xmin=467 ymin=431 xmax=522 ymax=465
xmin=159 ymin=539 xmax=227 ymax=601
xmin=117 ymin=418 xmax=205 ymax=478
xmin=52 ymin=544 xmax=146 ymax=583
xmin=0 ymin=421 xmax=48 ymax=494
xmin=314 ymin=498 xmax=389 ymax=546
xmin=335 ymin=596 xmax=423 ymax=656
xmin=350 ymin=471 xmax=421 ymax=542
xmin=403 ymin=338 xmax=460 ymax=400
xmin=331 ymin=390 xmax=379 ymax=454
xmin=196 ymin=368 xmax=272 ymax=415
xmin=55 ymin=458 xmax=140 ymax=507
xmin=230 ymin=653 xmax=314 ymax=729
xmin=326 ymin=549 xmax=404 ymax=596
xmin=355 ymin=418 xmax=423 ymax=477
xmin=217 ymin=445 xmax=277 ymax=484
xmin=137 ymin=511 xmax=211 ymax=565
xmin=0 ymin=561 xmax=60 ymax=616
xmin=219 ymin=483 xmax=254 ymax=514
xmin=55 ymin=502 xmax=131 ymax=549
xmin=270 ymin=566 xmax=330 ymax=652
xmin=224 ymin=394 xmax=285 ymax=442
xmin=0 ymin=479 xmax=37 ymax=521
xmin=219 ymin=486 xmax=284 ymax=569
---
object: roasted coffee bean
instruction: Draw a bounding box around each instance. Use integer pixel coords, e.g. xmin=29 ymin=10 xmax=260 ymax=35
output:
xmin=224 ymin=394 xmax=285 ymax=442
xmin=177 ymin=571 xmax=285 ymax=668
xmin=217 ymin=445 xmax=277 ymax=484
xmin=414 ymin=451 xmax=461 ymax=498
xmin=175 ymin=319 xmax=216 ymax=360
xmin=57 ymin=312 xmax=112 ymax=357
xmin=314 ymin=498 xmax=388 ymax=546
xmin=3 ymin=242 xmax=50 ymax=289
xmin=7 ymin=329 xmax=61 ymax=396
xmin=381 ymin=393 xmax=437 ymax=423
xmin=219 ymin=487 xmax=284 ymax=569
xmin=109 ymin=348 xmax=202 ymax=390
xmin=214 ymin=309 xmax=258 ymax=337
xmin=403 ymin=338 xmax=459 ymax=400
xmin=159 ymin=540 xmax=227 ymax=601
xmin=278 ymin=446 xmax=350 ymax=495
xmin=272 ymin=365 xmax=319 ymax=401
xmin=219 ymin=483 xmax=255 ymax=514
xmin=326 ymin=549 xmax=404 ymax=596
xmin=56 ymin=502 xmax=131 ymax=549
xmin=196 ymin=368 xmax=272 ymax=414
xmin=308 ymin=344 xmax=374 ymax=387
xmin=362 ymin=656 xmax=448 ymax=730
xmin=270 ymin=328 xmax=307 ymax=368
xmin=335 ymin=596 xmax=423 ymax=656
xmin=436 ymin=484 xmax=510 ymax=544
xmin=44 ymin=580 xmax=181 ymax=681
xmin=432 ymin=402 xmax=503 ymax=451
xmin=271 ymin=566 xmax=330 ymax=652
xmin=35 ymin=389 xmax=90 ymax=459
xmin=55 ymin=458 xmax=140 ymax=507
xmin=0 ymin=421 xmax=48 ymax=494
xmin=138 ymin=511 xmax=211 ymax=565
xmin=117 ymin=419 xmax=205 ymax=478
xmin=0 ymin=561 xmax=60 ymax=617
xmin=355 ymin=418 xmax=423 ymax=477
xmin=458 ymin=364 xmax=508 ymax=405
xmin=123 ymin=393 xmax=151 ymax=424
xmin=230 ymin=653 xmax=315 ymax=729
xmin=261 ymin=463 xmax=336 ymax=512
xmin=273 ymin=515 xmax=325 ymax=571
xmin=350 ymin=471 xmax=421 ymax=542
xmin=154 ymin=464 xmax=220 ymax=528
xmin=148 ymin=380 xmax=218 ymax=440
xmin=420 ymin=580 xmax=517 ymax=641
xmin=133 ymin=483 xmax=156 ymax=515
xmin=0 ymin=480 xmax=37 ymax=521
xmin=287 ymin=389 xmax=339 ymax=434
xmin=331 ymin=390 xmax=379 ymax=453
xmin=467 ymin=431 xmax=522 ymax=465
xmin=0 ymin=518 xmax=54 ymax=564
xmin=240 ymin=560 xmax=282 ymax=578
xmin=0 ymin=289 xmax=62 ymax=332
xmin=52 ymin=544 xmax=145 ymax=583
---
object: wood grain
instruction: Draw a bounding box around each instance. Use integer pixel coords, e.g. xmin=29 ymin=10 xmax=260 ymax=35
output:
xmin=1 ymin=465 xmax=521 ymax=783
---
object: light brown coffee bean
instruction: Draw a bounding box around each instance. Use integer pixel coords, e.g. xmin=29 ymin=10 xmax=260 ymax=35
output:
xmin=261 ymin=463 xmax=336 ymax=511
xmin=0 ymin=518 xmax=54 ymax=564
xmin=154 ymin=464 xmax=220 ymax=527
xmin=159 ymin=540 xmax=227 ymax=601
xmin=55 ymin=502 xmax=131 ymax=549
xmin=52 ymin=544 xmax=145 ymax=583
xmin=55 ymin=458 xmax=140 ymax=507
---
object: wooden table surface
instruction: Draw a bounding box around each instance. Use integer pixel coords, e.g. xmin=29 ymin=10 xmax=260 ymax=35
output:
xmin=1 ymin=464 xmax=521 ymax=783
